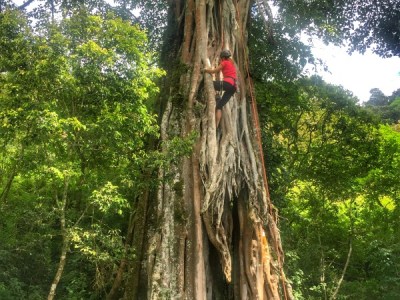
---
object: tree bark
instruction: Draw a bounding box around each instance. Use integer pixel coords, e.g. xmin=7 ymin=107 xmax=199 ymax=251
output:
xmin=120 ymin=1 xmax=292 ymax=299
xmin=118 ymin=186 xmax=152 ymax=300
xmin=106 ymin=210 xmax=136 ymax=300
xmin=48 ymin=177 xmax=69 ymax=300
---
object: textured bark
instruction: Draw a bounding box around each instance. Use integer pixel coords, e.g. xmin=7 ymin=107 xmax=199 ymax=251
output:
xmin=120 ymin=0 xmax=292 ymax=299
xmin=107 ymin=187 xmax=150 ymax=300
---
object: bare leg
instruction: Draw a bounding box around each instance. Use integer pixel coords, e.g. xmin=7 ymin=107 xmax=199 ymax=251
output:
xmin=215 ymin=109 xmax=222 ymax=128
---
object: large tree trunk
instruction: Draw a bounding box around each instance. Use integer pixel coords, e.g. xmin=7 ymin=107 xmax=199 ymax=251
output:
xmin=120 ymin=1 xmax=292 ymax=299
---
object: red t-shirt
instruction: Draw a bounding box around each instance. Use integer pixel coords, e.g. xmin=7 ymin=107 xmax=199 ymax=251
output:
xmin=221 ymin=59 xmax=236 ymax=86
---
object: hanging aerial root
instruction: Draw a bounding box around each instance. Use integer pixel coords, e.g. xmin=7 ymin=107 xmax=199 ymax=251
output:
xmin=202 ymin=210 xmax=232 ymax=282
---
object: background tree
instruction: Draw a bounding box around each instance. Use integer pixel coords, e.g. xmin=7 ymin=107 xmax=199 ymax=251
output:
xmin=275 ymin=0 xmax=400 ymax=57
xmin=256 ymin=76 xmax=385 ymax=299
xmin=0 ymin=5 xmax=163 ymax=299
xmin=364 ymin=88 xmax=400 ymax=124
xmin=366 ymin=88 xmax=389 ymax=107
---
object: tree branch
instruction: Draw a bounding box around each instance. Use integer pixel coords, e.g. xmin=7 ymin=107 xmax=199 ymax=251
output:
xmin=17 ymin=0 xmax=35 ymax=10
xmin=256 ymin=0 xmax=275 ymax=43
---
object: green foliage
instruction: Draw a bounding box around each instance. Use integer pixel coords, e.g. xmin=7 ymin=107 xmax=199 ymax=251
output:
xmin=2 ymin=1 xmax=400 ymax=299
xmin=364 ymin=88 xmax=400 ymax=124
xmin=258 ymin=73 xmax=400 ymax=299
xmin=0 ymin=5 xmax=165 ymax=299
xmin=249 ymin=13 xmax=314 ymax=82
xmin=90 ymin=182 xmax=129 ymax=214
xmin=274 ymin=0 xmax=400 ymax=57
xmin=257 ymin=76 xmax=379 ymax=203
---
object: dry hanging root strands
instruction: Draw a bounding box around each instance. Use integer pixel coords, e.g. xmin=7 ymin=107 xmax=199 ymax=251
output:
xmin=235 ymin=0 xmax=292 ymax=298
xmin=133 ymin=0 xmax=294 ymax=299
xmin=198 ymin=0 xmax=293 ymax=298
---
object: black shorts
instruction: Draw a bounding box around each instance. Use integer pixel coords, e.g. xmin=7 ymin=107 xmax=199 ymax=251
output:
xmin=213 ymin=81 xmax=236 ymax=109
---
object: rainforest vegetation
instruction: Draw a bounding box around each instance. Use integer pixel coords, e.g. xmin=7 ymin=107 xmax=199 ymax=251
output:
xmin=1 ymin=0 xmax=399 ymax=299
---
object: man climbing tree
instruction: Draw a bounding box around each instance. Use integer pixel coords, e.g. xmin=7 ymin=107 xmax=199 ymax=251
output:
xmin=204 ymin=49 xmax=237 ymax=128
xmin=115 ymin=1 xmax=292 ymax=299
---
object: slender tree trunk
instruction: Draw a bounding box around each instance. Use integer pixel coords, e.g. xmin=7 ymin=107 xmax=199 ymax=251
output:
xmin=318 ymin=234 xmax=328 ymax=300
xmin=0 ymin=145 xmax=24 ymax=203
xmin=106 ymin=211 xmax=136 ymax=300
xmin=0 ymin=167 xmax=17 ymax=203
xmin=331 ymin=238 xmax=352 ymax=300
xmin=48 ymin=177 xmax=69 ymax=300
xmin=331 ymin=202 xmax=355 ymax=300
xmin=120 ymin=1 xmax=292 ymax=299
xmin=116 ymin=187 xmax=152 ymax=300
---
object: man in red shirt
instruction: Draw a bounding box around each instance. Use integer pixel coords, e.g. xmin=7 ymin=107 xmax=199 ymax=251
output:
xmin=204 ymin=49 xmax=237 ymax=128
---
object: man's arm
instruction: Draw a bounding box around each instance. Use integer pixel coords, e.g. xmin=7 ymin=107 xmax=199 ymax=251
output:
xmin=204 ymin=64 xmax=223 ymax=74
